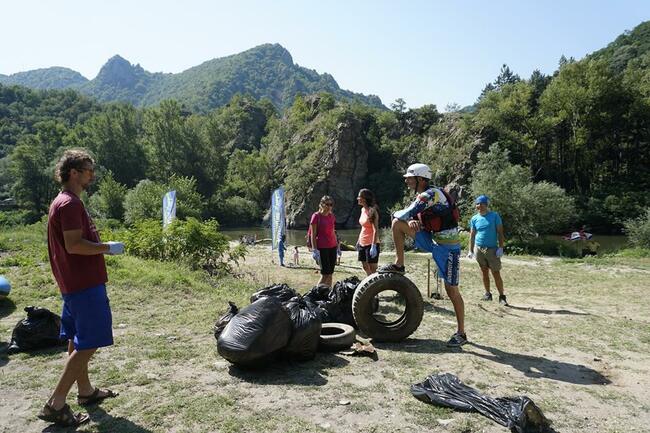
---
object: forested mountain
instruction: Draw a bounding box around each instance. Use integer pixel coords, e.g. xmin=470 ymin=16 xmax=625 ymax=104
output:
xmin=0 ymin=67 xmax=88 ymax=89
xmin=1 ymin=21 xmax=649 ymax=238
xmin=0 ymin=44 xmax=384 ymax=112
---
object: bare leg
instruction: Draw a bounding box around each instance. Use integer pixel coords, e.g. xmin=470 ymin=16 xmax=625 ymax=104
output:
xmin=318 ymin=274 xmax=333 ymax=287
xmin=367 ymin=262 xmax=378 ymax=274
xmin=491 ymin=270 xmax=505 ymax=295
xmin=391 ymin=218 xmax=416 ymax=266
xmin=47 ymin=346 xmax=97 ymax=410
xmin=445 ymin=284 xmax=465 ymax=335
xmin=480 ymin=266 xmax=491 ymax=293
xmin=361 ymin=262 xmax=371 ymax=275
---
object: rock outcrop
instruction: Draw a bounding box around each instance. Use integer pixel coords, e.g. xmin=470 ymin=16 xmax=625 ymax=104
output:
xmin=286 ymin=111 xmax=368 ymax=229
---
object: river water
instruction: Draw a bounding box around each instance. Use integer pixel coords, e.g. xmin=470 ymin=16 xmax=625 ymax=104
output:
xmin=222 ymin=227 xmax=629 ymax=254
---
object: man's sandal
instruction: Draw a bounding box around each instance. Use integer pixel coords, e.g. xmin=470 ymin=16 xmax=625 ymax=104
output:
xmin=37 ymin=403 xmax=90 ymax=427
xmin=77 ymin=388 xmax=119 ymax=406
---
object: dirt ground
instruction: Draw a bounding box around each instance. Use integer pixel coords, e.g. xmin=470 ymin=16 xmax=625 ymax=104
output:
xmin=1 ymin=244 xmax=650 ymax=432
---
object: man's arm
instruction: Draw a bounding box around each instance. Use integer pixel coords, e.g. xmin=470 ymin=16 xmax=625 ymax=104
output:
xmin=393 ymin=190 xmax=433 ymax=222
xmin=63 ymin=229 xmax=110 ymax=255
xmin=468 ymin=228 xmax=476 ymax=254
xmin=497 ymin=224 xmax=505 ymax=248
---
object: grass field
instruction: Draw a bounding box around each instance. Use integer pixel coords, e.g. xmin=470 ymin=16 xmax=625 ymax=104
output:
xmin=1 ymin=225 xmax=649 ymax=432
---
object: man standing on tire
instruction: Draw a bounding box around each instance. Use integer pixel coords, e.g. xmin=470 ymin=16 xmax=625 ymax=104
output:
xmin=378 ymin=163 xmax=467 ymax=347
xmin=38 ymin=149 xmax=123 ymax=427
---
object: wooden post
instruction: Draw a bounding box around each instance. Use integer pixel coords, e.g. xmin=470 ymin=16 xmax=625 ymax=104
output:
xmin=427 ymin=258 xmax=431 ymax=298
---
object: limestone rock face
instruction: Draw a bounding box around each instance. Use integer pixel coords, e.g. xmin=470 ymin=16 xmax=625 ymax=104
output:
xmin=286 ymin=113 xmax=368 ymax=229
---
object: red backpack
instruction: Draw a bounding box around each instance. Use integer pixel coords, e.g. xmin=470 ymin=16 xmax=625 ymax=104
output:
xmin=417 ymin=188 xmax=460 ymax=233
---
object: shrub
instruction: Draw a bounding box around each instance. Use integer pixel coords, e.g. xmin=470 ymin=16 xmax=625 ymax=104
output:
xmin=623 ymin=208 xmax=650 ymax=248
xmin=123 ymin=218 xmax=244 ymax=274
xmin=0 ymin=210 xmax=37 ymax=227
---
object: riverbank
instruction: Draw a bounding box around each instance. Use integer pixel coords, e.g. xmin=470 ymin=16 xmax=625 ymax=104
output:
xmin=1 ymin=228 xmax=649 ymax=432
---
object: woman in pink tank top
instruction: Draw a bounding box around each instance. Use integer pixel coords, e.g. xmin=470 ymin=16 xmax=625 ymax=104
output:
xmin=356 ymin=189 xmax=380 ymax=275
xmin=310 ymin=195 xmax=338 ymax=287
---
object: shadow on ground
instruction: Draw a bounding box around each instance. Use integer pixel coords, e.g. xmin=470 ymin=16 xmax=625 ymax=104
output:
xmin=507 ymin=304 xmax=590 ymax=316
xmin=0 ymin=297 xmax=17 ymax=318
xmin=41 ymin=406 xmax=154 ymax=433
xmin=228 ymin=353 xmax=350 ymax=386
xmin=424 ymin=303 xmax=456 ymax=316
xmin=467 ymin=342 xmax=611 ymax=385
xmin=373 ymin=337 xmax=450 ymax=354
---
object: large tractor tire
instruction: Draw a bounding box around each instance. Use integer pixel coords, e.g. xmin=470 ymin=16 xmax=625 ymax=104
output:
xmin=352 ymin=273 xmax=424 ymax=342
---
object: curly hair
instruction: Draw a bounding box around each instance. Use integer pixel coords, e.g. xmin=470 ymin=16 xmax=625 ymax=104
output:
xmin=54 ymin=149 xmax=94 ymax=184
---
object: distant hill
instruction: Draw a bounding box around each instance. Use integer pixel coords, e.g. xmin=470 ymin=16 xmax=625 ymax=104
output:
xmin=589 ymin=20 xmax=650 ymax=71
xmin=0 ymin=44 xmax=384 ymax=111
xmin=0 ymin=66 xmax=88 ymax=89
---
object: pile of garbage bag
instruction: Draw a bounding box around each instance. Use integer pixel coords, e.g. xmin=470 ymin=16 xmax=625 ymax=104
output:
xmin=214 ymin=277 xmax=361 ymax=368
xmin=8 ymin=306 xmax=66 ymax=354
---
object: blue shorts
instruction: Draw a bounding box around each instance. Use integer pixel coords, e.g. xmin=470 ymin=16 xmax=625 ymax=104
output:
xmin=414 ymin=232 xmax=460 ymax=286
xmin=60 ymin=283 xmax=114 ymax=350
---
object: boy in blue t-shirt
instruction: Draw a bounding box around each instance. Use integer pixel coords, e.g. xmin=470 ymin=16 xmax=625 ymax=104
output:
xmin=468 ymin=195 xmax=508 ymax=305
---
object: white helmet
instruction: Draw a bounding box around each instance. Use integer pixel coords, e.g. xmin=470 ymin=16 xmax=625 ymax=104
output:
xmin=403 ymin=163 xmax=432 ymax=180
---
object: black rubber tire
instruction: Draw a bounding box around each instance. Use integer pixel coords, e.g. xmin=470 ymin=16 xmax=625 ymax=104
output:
xmin=352 ymin=272 xmax=424 ymax=342
xmin=318 ymin=323 xmax=356 ymax=352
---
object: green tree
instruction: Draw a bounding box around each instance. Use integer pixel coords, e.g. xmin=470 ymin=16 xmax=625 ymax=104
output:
xmin=76 ymin=104 xmax=146 ymax=187
xmin=88 ymin=172 xmax=128 ymax=220
xmin=470 ymin=144 xmax=574 ymax=240
xmin=123 ymin=176 xmax=204 ymax=225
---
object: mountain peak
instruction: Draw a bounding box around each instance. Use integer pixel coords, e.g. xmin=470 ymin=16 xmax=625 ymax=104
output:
xmin=95 ymin=55 xmax=147 ymax=88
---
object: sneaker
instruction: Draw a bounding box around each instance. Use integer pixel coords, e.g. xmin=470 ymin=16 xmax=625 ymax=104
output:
xmin=499 ymin=295 xmax=508 ymax=306
xmin=377 ymin=263 xmax=406 ymax=274
xmin=482 ymin=292 xmax=493 ymax=301
xmin=447 ymin=332 xmax=468 ymax=347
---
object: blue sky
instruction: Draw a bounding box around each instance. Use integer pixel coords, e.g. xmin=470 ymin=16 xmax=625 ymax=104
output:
xmin=1 ymin=0 xmax=648 ymax=109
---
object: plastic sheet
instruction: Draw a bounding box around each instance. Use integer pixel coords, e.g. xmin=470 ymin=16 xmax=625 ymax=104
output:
xmin=411 ymin=373 xmax=552 ymax=433
xmin=217 ymin=297 xmax=292 ymax=368
xmin=8 ymin=306 xmax=66 ymax=354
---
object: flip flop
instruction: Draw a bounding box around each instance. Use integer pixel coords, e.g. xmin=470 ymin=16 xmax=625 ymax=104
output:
xmin=37 ymin=403 xmax=90 ymax=427
xmin=77 ymin=388 xmax=119 ymax=406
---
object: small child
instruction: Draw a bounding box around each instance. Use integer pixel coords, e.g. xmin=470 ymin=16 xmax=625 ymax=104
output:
xmin=293 ymin=246 xmax=299 ymax=266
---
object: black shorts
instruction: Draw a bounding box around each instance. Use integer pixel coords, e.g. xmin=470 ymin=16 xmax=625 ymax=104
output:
xmin=358 ymin=244 xmax=380 ymax=264
xmin=318 ymin=247 xmax=337 ymax=275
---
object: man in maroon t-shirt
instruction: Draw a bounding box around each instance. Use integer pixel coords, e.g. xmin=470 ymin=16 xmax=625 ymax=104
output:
xmin=38 ymin=149 xmax=124 ymax=427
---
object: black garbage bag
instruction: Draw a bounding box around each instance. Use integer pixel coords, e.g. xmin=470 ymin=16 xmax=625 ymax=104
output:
xmin=282 ymin=297 xmax=322 ymax=361
xmin=303 ymin=284 xmax=332 ymax=322
xmin=213 ymin=302 xmax=238 ymax=340
xmin=411 ymin=373 xmax=552 ymax=433
xmin=7 ymin=306 xmax=66 ymax=354
xmin=250 ymin=283 xmax=298 ymax=304
xmin=325 ymin=276 xmax=360 ymax=327
xmin=217 ymin=297 xmax=292 ymax=368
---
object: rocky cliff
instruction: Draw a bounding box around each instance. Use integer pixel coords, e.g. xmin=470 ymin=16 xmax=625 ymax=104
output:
xmin=285 ymin=111 xmax=368 ymax=229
